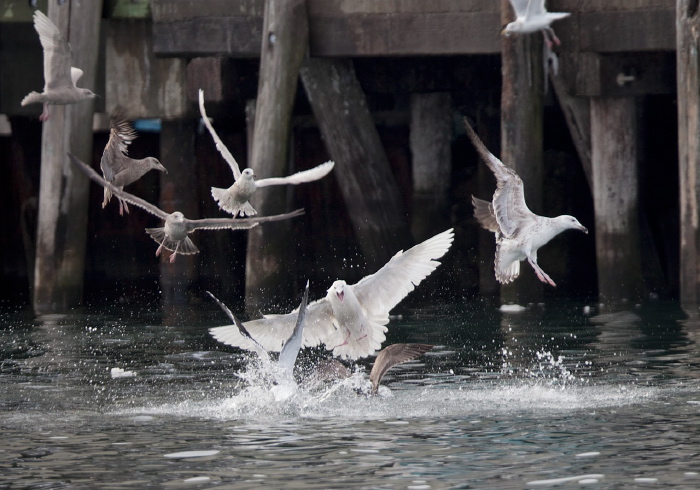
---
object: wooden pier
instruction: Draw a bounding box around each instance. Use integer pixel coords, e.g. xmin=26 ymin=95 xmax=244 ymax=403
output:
xmin=0 ymin=0 xmax=694 ymax=310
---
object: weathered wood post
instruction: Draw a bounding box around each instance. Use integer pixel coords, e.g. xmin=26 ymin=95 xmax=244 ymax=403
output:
xmin=300 ymin=58 xmax=412 ymax=270
xmin=33 ymin=1 xmax=102 ymax=314
xmin=590 ymin=97 xmax=644 ymax=301
xmin=677 ymin=0 xmax=700 ymax=308
xmin=500 ymin=0 xmax=544 ymax=303
xmin=245 ymin=0 xmax=309 ymax=311
xmin=409 ymin=93 xmax=452 ymax=242
xmin=159 ymin=118 xmax=198 ymax=305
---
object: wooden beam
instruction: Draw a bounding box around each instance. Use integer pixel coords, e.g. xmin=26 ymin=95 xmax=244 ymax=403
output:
xmin=409 ymin=93 xmax=452 ymax=242
xmin=33 ymin=0 xmax=102 ymax=314
xmin=591 ymin=97 xmax=644 ymax=301
xmin=499 ymin=0 xmax=544 ymax=303
xmin=244 ymin=0 xmax=309 ymax=311
xmin=300 ymin=58 xmax=412 ymax=270
xmin=677 ymin=0 xmax=700 ymax=307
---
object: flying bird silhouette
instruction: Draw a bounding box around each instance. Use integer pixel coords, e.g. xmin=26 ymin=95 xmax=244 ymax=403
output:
xmin=21 ymin=10 xmax=98 ymax=121
xmin=502 ymin=0 xmax=570 ymax=47
xmin=69 ymin=153 xmax=304 ymax=262
xmin=465 ymin=119 xmax=587 ymax=287
xmin=199 ymin=89 xmax=335 ymax=217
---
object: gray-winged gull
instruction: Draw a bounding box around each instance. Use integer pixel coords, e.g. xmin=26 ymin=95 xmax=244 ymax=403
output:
xmin=69 ymin=153 xmax=304 ymax=263
xmin=199 ymin=89 xmax=335 ymax=217
xmin=502 ymin=0 xmax=570 ymax=47
xmin=465 ymin=119 xmax=587 ymax=286
xmin=369 ymin=343 xmax=434 ymax=394
xmin=210 ymin=228 xmax=454 ymax=360
xmin=21 ymin=10 xmax=98 ymax=121
xmin=101 ymin=110 xmax=167 ymax=215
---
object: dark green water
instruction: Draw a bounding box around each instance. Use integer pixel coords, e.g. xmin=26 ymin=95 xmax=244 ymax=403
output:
xmin=1 ymin=299 xmax=699 ymax=488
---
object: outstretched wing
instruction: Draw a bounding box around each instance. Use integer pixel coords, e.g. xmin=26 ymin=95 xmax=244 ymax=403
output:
xmin=463 ymin=118 xmax=534 ymax=239
xmin=277 ymin=281 xmax=310 ymax=372
xmin=472 ymin=196 xmax=500 ymax=233
xmin=33 ymin=10 xmax=73 ymax=90
xmin=369 ymin=343 xmax=433 ymax=394
xmin=508 ymin=0 xmax=531 ymax=17
xmin=255 ymin=161 xmax=335 ymax=188
xmin=101 ymin=109 xmax=138 ymax=180
xmin=198 ymin=89 xmax=242 ymax=180
xmin=352 ymin=229 xmax=454 ymax=318
xmin=210 ymin=296 xmax=336 ymax=353
xmin=68 ymin=153 xmax=169 ymax=220
xmin=526 ymin=0 xmax=547 ymax=17
xmin=185 ymin=208 xmax=304 ymax=232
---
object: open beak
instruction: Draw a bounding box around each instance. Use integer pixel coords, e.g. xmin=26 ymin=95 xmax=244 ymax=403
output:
xmin=336 ymin=290 xmax=344 ymax=303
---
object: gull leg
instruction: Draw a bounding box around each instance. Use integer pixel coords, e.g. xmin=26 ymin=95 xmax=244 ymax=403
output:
xmin=169 ymin=241 xmax=180 ymax=263
xmin=155 ymin=237 xmax=166 ymax=257
xmin=528 ymin=257 xmax=557 ymax=287
xmin=334 ymin=330 xmax=352 ymax=348
xmin=39 ymin=103 xmax=50 ymax=122
xmin=546 ymin=27 xmax=561 ymax=46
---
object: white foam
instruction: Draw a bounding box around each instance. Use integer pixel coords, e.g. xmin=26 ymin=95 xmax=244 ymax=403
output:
xmin=527 ymin=474 xmax=604 ymax=486
xmin=164 ymin=450 xmax=220 ymax=459
xmin=500 ymin=304 xmax=527 ymax=313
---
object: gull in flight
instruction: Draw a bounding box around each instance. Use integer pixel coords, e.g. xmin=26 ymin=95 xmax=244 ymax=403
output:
xmin=21 ymin=10 xmax=98 ymax=121
xmin=69 ymin=153 xmax=304 ymax=262
xmin=210 ymin=229 xmax=454 ymax=360
xmin=502 ymin=0 xmax=570 ymax=47
xmin=369 ymin=343 xmax=434 ymax=394
xmin=199 ymin=89 xmax=335 ymax=217
xmin=465 ymin=119 xmax=587 ymax=286
xmin=100 ymin=109 xmax=167 ymax=215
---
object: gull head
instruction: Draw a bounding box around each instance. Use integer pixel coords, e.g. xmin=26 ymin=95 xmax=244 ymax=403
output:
xmin=80 ymin=88 xmax=99 ymax=100
xmin=328 ymin=280 xmax=347 ymax=303
xmin=146 ymin=157 xmax=167 ymax=174
xmin=241 ymin=168 xmax=256 ymax=180
xmin=555 ymin=215 xmax=588 ymax=234
xmin=502 ymin=21 xmax=522 ymax=36
xmin=170 ymin=211 xmax=185 ymax=223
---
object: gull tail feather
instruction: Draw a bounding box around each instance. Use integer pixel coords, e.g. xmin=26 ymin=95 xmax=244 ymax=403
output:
xmin=211 ymin=186 xmax=257 ymax=217
xmin=145 ymin=227 xmax=199 ymax=255
xmin=21 ymin=92 xmax=44 ymax=107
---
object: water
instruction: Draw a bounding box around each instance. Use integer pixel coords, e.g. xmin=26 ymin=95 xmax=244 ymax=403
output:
xmin=1 ymin=299 xmax=700 ymax=488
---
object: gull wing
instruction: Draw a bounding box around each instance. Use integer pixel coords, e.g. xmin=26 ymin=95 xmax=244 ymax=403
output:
xmin=277 ymin=281 xmax=310 ymax=372
xmin=70 ymin=67 xmax=83 ymax=86
xmin=68 ymin=153 xmax=169 ymax=220
xmin=255 ymin=161 xmax=335 ymax=188
xmin=210 ymin=296 xmax=336 ymax=353
xmin=369 ymin=343 xmax=433 ymax=394
xmin=206 ymin=291 xmax=267 ymax=353
xmin=508 ymin=0 xmax=531 ymax=17
xmin=526 ymin=0 xmax=547 ymax=17
xmin=33 ymin=10 xmax=73 ymax=91
xmin=101 ymin=110 xmax=138 ymax=180
xmin=198 ymin=89 xmax=242 ymax=180
xmin=464 ymin=118 xmax=535 ymax=239
xmin=472 ymin=196 xmax=500 ymax=233
xmin=184 ymin=208 xmax=304 ymax=232
xmin=352 ymin=229 xmax=454 ymax=319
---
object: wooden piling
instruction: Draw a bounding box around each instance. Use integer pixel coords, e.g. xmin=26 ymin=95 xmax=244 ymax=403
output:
xmin=590 ymin=97 xmax=644 ymax=301
xmin=244 ymin=0 xmax=309 ymax=311
xmin=300 ymin=58 xmax=412 ymax=270
xmin=33 ymin=1 xmax=102 ymax=314
xmin=677 ymin=0 xmax=700 ymax=308
xmin=409 ymin=93 xmax=452 ymax=243
xmin=499 ymin=0 xmax=544 ymax=303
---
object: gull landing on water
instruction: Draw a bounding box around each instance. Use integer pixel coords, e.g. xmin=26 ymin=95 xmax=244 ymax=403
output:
xmin=198 ymin=89 xmax=335 ymax=217
xmin=464 ymin=119 xmax=587 ymax=287
xmin=210 ymin=229 xmax=454 ymax=360
xmin=69 ymin=154 xmax=304 ymax=263
xmin=20 ymin=10 xmax=98 ymax=121
xmin=502 ymin=0 xmax=570 ymax=48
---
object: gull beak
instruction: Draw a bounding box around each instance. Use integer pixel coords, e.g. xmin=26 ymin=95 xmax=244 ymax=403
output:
xmin=336 ymin=290 xmax=344 ymax=303
xmin=580 ymin=225 xmax=588 ymax=234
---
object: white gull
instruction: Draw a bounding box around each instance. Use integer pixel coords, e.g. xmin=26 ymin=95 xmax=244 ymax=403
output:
xmin=199 ymin=89 xmax=335 ymax=217
xmin=502 ymin=0 xmax=570 ymax=47
xmin=465 ymin=119 xmax=587 ymax=287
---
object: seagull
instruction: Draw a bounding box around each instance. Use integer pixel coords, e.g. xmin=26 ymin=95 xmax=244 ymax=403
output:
xmin=69 ymin=153 xmax=305 ymax=262
xmin=21 ymin=10 xmax=98 ymax=121
xmin=198 ymin=89 xmax=335 ymax=217
xmin=369 ymin=343 xmax=434 ymax=394
xmin=100 ymin=109 xmax=167 ymax=216
xmin=208 ymin=282 xmax=309 ymax=376
xmin=502 ymin=0 xmax=570 ymax=47
xmin=210 ymin=228 xmax=454 ymax=360
xmin=465 ymin=119 xmax=587 ymax=287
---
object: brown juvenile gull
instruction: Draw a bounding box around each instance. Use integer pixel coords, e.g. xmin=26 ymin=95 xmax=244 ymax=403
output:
xmin=69 ymin=153 xmax=304 ymax=263
xmin=199 ymin=89 xmax=335 ymax=217
xmin=210 ymin=229 xmax=454 ymax=360
xmin=21 ymin=10 xmax=98 ymax=121
xmin=101 ymin=110 xmax=167 ymax=216
xmin=369 ymin=343 xmax=434 ymax=395
xmin=465 ymin=119 xmax=587 ymax=287
xmin=502 ymin=0 xmax=570 ymax=47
